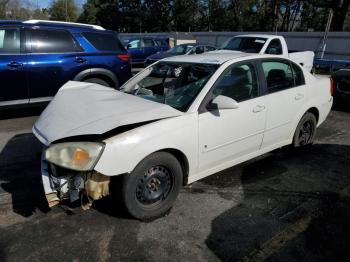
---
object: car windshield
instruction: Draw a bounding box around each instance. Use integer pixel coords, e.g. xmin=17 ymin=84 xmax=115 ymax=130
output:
xmin=121 ymin=62 xmax=219 ymax=112
xmin=220 ymin=37 xmax=267 ymax=53
xmin=166 ymin=44 xmax=193 ymax=55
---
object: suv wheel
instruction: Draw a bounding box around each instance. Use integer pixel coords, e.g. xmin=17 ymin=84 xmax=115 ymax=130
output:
xmin=83 ymin=78 xmax=111 ymax=87
xmin=122 ymin=152 xmax=183 ymax=221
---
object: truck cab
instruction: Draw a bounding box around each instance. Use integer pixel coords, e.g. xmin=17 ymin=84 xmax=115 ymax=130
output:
xmin=217 ymin=34 xmax=314 ymax=72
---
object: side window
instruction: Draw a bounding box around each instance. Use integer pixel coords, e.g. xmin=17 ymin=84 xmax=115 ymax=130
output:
xmin=128 ymin=39 xmax=141 ymax=48
xmin=262 ymin=60 xmax=294 ymax=93
xmin=143 ymin=39 xmax=155 ymax=47
xmin=205 ymin=46 xmax=216 ymax=52
xmin=30 ymin=29 xmax=81 ymax=53
xmin=195 ymin=46 xmax=205 ymax=54
xmin=82 ymin=32 xmax=123 ymax=51
xmin=155 ymin=40 xmax=164 ymax=46
xmin=0 ymin=28 xmax=20 ymax=54
xmin=265 ymin=39 xmax=283 ymax=55
xmin=212 ymin=63 xmax=259 ymax=102
xmin=291 ymin=62 xmax=305 ymax=86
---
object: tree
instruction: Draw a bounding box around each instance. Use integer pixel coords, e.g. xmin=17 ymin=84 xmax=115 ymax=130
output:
xmin=77 ymin=0 xmax=98 ymax=24
xmin=49 ymin=0 xmax=78 ymax=22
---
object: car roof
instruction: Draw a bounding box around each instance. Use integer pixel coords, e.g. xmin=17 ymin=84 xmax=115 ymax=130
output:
xmin=233 ymin=34 xmax=277 ymax=39
xmin=0 ymin=20 xmax=110 ymax=32
xmin=161 ymin=52 xmax=279 ymax=65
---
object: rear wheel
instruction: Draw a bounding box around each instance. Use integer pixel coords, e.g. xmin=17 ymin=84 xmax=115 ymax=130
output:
xmin=122 ymin=152 xmax=183 ymax=221
xmin=83 ymin=77 xmax=111 ymax=87
xmin=292 ymin=112 xmax=317 ymax=147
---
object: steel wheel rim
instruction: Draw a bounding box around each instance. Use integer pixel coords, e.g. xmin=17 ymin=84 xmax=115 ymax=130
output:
xmin=135 ymin=165 xmax=173 ymax=206
xmin=298 ymin=120 xmax=315 ymax=145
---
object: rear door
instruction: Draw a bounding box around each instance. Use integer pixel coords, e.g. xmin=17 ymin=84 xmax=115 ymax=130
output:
xmin=25 ymin=27 xmax=88 ymax=102
xmin=0 ymin=26 xmax=28 ymax=105
xmin=142 ymin=38 xmax=158 ymax=60
xmin=259 ymin=59 xmax=306 ymax=149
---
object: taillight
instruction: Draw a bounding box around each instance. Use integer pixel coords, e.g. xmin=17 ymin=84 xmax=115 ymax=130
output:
xmin=117 ymin=54 xmax=130 ymax=62
xmin=330 ymin=78 xmax=334 ymax=96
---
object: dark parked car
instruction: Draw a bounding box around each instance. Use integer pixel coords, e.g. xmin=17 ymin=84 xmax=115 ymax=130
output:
xmin=144 ymin=43 xmax=217 ymax=67
xmin=331 ymin=69 xmax=350 ymax=103
xmin=0 ymin=20 xmax=132 ymax=108
xmin=124 ymin=37 xmax=169 ymax=64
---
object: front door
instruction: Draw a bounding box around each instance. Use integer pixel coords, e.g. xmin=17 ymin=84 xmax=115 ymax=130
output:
xmin=198 ymin=62 xmax=267 ymax=172
xmin=0 ymin=27 xmax=28 ymax=105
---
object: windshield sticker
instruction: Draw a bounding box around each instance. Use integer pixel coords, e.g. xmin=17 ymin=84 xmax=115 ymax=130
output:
xmin=255 ymin=39 xmax=266 ymax=43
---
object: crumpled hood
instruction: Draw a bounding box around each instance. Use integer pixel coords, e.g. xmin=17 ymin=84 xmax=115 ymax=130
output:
xmin=33 ymin=81 xmax=183 ymax=145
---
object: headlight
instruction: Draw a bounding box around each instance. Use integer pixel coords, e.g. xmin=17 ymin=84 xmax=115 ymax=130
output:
xmin=45 ymin=142 xmax=105 ymax=171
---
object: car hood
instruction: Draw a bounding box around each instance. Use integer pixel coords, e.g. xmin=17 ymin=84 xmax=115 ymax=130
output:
xmin=147 ymin=52 xmax=175 ymax=60
xmin=33 ymin=81 xmax=183 ymax=145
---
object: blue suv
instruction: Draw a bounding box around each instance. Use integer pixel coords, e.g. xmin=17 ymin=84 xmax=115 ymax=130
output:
xmin=0 ymin=20 xmax=132 ymax=108
xmin=123 ymin=37 xmax=169 ymax=64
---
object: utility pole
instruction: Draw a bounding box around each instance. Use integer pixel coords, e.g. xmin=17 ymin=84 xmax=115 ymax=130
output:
xmin=65 ymin=0 xmax=68 ymax=21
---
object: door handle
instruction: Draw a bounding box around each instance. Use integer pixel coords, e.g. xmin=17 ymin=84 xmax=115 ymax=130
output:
xmin=7 ymin=61 xmax=23 ymax=68
xmin=295 ymin=93 xmax=304 ymax=100
xmin=74 ymin=57 xmax=86 ymax=63
xmin=253 ymin=105 xmax=266 ymax=113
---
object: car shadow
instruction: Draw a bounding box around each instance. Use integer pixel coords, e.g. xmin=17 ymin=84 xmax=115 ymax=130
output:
xmin=0 ymin=133 xmax=50 ymax=217
xmin=204 ymin=144 xmax=350 ymax=261
xmin=0 ymin=133 xmax=132 ymax=219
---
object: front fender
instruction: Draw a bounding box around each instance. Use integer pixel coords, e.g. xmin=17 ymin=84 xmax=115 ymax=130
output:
xmin=94 ymin=113 xmax=198 ymax=177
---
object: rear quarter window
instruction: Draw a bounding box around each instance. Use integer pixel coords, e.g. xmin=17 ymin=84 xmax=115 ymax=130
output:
xmin=82 ymin=32 xmax=124 ymax=51
xmin=291 ymin=62 xmax=305 ymax=86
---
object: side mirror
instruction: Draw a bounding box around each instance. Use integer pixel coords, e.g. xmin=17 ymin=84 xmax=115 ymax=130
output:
xmin=207 ymin=95 xmax=239 ymax=110
xmin=126 ymin=44 xmax=132 ymax=49
xmin=267 ymin=48 xmax=278 ymax=54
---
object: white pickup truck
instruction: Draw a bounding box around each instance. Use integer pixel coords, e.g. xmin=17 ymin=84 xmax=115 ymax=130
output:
xmin=216 ymin=34 xmax=314 ymax=72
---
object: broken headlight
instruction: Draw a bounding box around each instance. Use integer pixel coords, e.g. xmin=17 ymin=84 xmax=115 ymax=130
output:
xmin=45 ymin=142 xmax=105 ymax=171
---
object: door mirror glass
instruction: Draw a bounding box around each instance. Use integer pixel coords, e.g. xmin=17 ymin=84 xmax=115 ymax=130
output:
xmin=207 ymin=95 xmax=239 ymax=110
xmin=267 ymin=47 xmax=278 ymax=54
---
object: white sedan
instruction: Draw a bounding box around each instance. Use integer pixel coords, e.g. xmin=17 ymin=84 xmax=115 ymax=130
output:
xmin=33 ymin=53 xmax=333 ymax=220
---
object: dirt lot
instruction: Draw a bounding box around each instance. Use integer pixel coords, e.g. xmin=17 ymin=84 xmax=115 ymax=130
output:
xmin=0 ymin=106 xmax=349 ymax=262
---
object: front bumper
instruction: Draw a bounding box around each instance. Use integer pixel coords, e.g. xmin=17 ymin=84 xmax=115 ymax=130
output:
xmin=41 ymin=150 xmax=110 ymax=208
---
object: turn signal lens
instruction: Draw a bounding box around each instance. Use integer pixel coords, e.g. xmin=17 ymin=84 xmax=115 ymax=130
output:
xmin=73 ymin=148 xmax=89 ymax=165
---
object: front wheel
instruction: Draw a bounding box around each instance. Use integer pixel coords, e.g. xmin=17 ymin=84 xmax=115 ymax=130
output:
xmin=292 ymin=112 xmax=317 ymax=147
xmin=122 ymin=152 xmax=183 ymax=221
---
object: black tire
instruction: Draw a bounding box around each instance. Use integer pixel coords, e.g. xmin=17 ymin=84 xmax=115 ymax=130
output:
xmin=83 ymin=78 xmax=111 ymax=87
xmin=292 ymin=112 xmax=317 ymax=147
xmin=122 ymin=152 xmax=183 ymax=221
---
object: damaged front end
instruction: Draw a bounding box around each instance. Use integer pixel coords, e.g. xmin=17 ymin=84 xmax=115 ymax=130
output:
xmin=41 ymin=148 xmax=110 ymax=209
